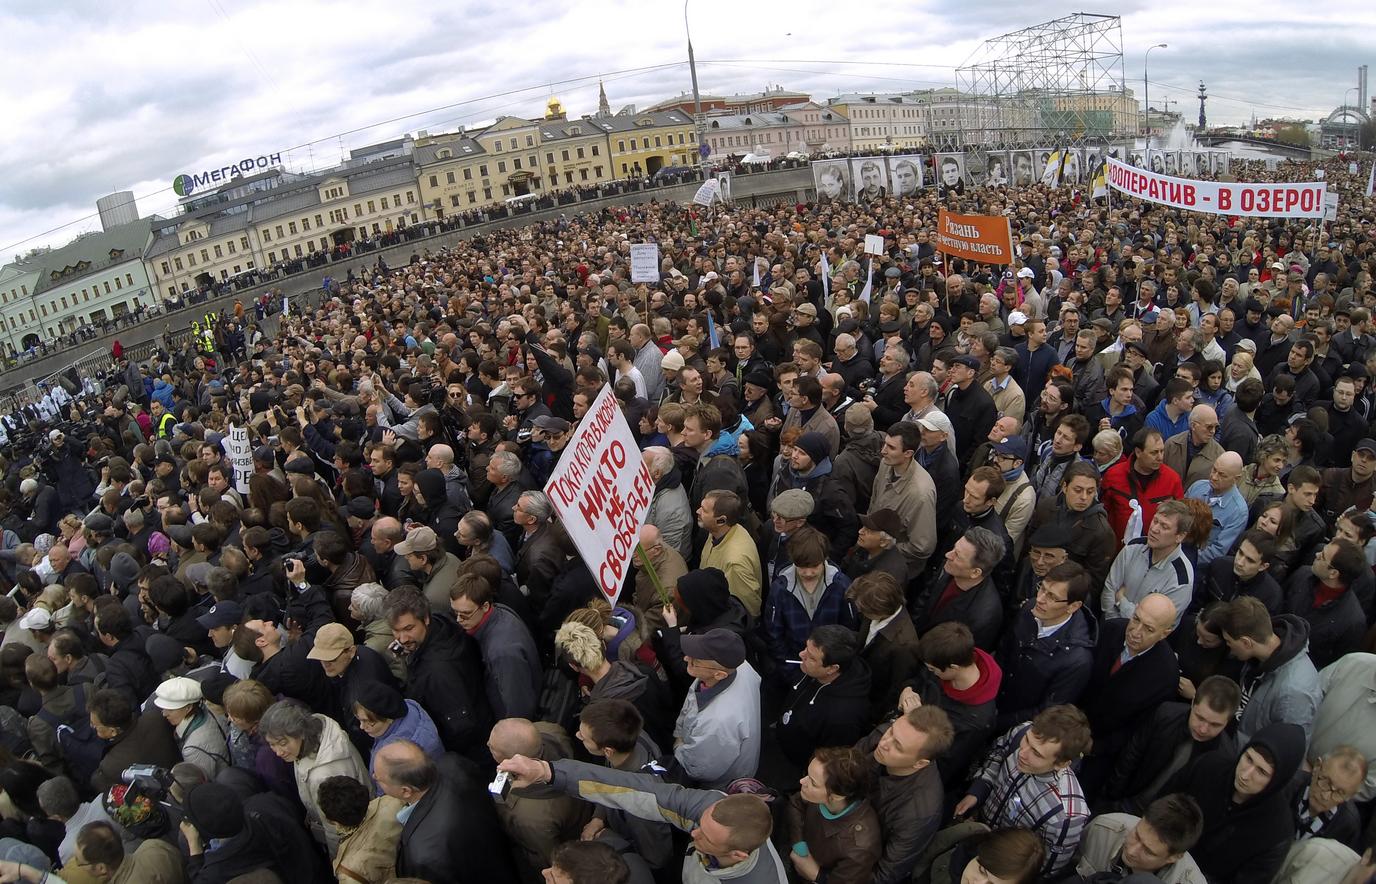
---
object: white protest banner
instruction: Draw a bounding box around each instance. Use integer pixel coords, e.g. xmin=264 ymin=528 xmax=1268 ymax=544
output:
xmin=864 ymin=234 xmax=885 ymax=255
xmin=1107 ymin=158 xmax=1327 ymax=218
xmin=544 ymin=386 xmax=656 ymax=604
xmin=227 ymin=425 xmax=252 ymax=494
xmin=1324 ymin=191 xmax=1340 ymax=222
xmin=1349 ymin=162 xmax=1359 ymax=175
xmin=629 ymin=243 xmax=660 ymax=283
xmin=692 ymin=179 xmax=721 ymax=206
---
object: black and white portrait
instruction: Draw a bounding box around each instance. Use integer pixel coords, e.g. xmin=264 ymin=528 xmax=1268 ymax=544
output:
xmin=1010 ymin=151 xmax=1035 ymax=186
xmin=853 ymin=158 xmax=888 ymax=203
xmin=813 ymin=161 xmax=850 ymax=202
xmin=1149 ymin=150 xmax=1165 ymax=174
xmin=936 ymin=152 xmax=966 ymax=196
xmin=888 ymin=156 xmax=922 ymax=196
xmin=1179 ymin=151 xmax=1197 ymax=177
xmin=1164 ymin=151 xmax=1179 ymax=176
xmin=1036 ymin=150 xmax=1054 ymax=181
xmin=986 ymin=152 xmax=1009 ymax=186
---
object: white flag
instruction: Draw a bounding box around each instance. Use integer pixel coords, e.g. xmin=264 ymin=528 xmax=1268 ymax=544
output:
xmin=820 ymin=252 xmax=831 ymax=301
xmin=752 ymin=258 xmax=761 ymax=289
xmin=1367 ymin=161 xmax=1375 ymax=198
xmin=858 ymin=257 xmax=873 ymax=304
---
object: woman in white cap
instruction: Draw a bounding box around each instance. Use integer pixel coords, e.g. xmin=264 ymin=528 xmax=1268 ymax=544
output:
xmin=153 ymin=676 xmax=230 ymax=781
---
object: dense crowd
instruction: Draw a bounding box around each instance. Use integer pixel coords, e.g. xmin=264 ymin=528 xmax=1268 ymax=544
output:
xmin=1 ymin=152 xmax=1376 ymax=884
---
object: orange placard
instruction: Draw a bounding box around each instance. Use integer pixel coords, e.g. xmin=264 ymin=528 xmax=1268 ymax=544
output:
xmin=935 ymin=207 xmax=1014 ymax=265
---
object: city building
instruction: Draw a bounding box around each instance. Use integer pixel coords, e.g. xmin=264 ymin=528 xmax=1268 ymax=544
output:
xmin=414 ymin=132 xmax=491 ymax=220
xmin=470 ymin=116 xmax=549 ymax=197
xmin=600 ymin=110 xmax=698 ymax=179
xmin=702 ymin=102 xmax=851 ymax=158
xmin=538 ymin=98 xmax=615 ymax=189
xmin=825 ymin=93 xmax=930 ymax=151
xmin=0 ymin=220 xmax=154 ymax=348
xmin=648 ymin=85 xmax=811 ymax=117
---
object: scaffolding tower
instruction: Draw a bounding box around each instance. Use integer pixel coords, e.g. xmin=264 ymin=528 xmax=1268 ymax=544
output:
xmin=953 ymin=14 xmax=1131 ymax=152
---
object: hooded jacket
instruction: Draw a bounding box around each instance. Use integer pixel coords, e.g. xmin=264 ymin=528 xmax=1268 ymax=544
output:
xmin=995 ymin=604 xmax=1097 ymax=731
xmin=654 ymin=568 xmax=751 ymax=694
xmin=1029 ymin=495 xmax=1117 ymax=588
xmin=910 ymin=648 xmax=1002 ymax=788
xmin=1235 ymin=615 xmax=1321 ymax=742
xmin=1164 ymin=722 xmax=1305 ymax=884
xmin=832 ymin=429 xmax=884 ymax=514
xmin=763 ymin=562 xmax=857 ymax=671
xmin=772 ymin=458 xmax=860 ymax=561
xmin=294 ymin=714 xmax=371 ymax=854
xmin=776 ymin=658 xmax=872 ymax=769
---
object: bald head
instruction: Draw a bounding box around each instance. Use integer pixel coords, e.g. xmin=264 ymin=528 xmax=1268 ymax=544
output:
xmin=988 ymin=415 xmax=1020 ymax=442
xmin=427 ymin=444 xmax=455 ymax=469
xmin=487 ymin=718 xmax=541 ymax=763
xmin=1210 ymin=452 xmax=1244 ymax=493
xmin=640 ymin=524 xmax=663 ymax=550
xmin=1126 ymin=592 xmax=1177 ymax=654
xmin=1188 ymin=405 xmax=1218 ymax=445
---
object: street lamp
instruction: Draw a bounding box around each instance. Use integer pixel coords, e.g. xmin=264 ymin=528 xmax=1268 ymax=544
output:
xmin=1144 ymin=43 xmax=1167 ymax=145
xmin=684 ymin=0 xmax=705 ymax=177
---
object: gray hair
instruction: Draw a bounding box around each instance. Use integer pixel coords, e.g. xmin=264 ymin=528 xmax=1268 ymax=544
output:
xmin=204 ymin=567 xmax=236 ymax=600
xmin=350 ymin=583 xmax=389 ymax=622
xmin=993 ymin=346 xmax=1019 ymax=368
xmin=259 ymin=700 xmax=323 ymax=758
xmin=37 ymin=776 xmax=80 ymax=819
xmin=122 ymin=508 xmax=145 ymax=531
xmin=459 ymin=510 xmax=494 ymax=545
xmin=1254 ymin=434 xmax=1289 ymax=462
xmin=490 ymin=451 xmax=521 ymax=481
xmin=963 ymin=526 xmax=1005 ymax=576
xmin=885 ymin=344 xmax=911 ymax=367
xmin=834 ymin=333 xmax=856 ymax=351
xmin=642 ymin=446 xmax=675 ymax=477
xmin=518 ymin=490 xmax=554 ymax=523
xmin=1076 ymin=328 xmax=1098 ymax=343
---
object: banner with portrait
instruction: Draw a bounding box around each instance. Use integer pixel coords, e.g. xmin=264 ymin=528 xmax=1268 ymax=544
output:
xmin=887 ymin=155 xmax=924 ymax=196
xmin=812 ymin=159 xmax=852 ymax=203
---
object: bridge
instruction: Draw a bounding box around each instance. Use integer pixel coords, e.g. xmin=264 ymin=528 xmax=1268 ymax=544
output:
xmin=1195 ymin=133 xmax=1314 ymax=160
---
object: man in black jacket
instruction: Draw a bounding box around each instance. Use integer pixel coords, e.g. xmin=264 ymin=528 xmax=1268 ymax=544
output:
xmin=1196 ymin=530 xmax=1284 ymax=617
xmin=910 ymin=526 xmax=1004 ymax=650
xmin=1101 ymin=676 xmax=1241 ymax=815
xmin=994 ymin=562 xmax=1096 ymax=731
xmin=1080 ymin=593 xmax=1181 ymax=796
xmin=386 ymin=588 xmax=492 ymax=760
xmin=942 ymin=355 xmax=998 ymax=469
xmin=92 ymin=600 xmax=157 ymax=706
xmin=776 ymin=625 xmax=872 ymax=772
xmin=377 ymin=740 xmax=517 ymax=883
xmin=308 ymin=621 xmax=401 ymax=754
xmin=1283 ymin=538 xmax=1368 ymax=669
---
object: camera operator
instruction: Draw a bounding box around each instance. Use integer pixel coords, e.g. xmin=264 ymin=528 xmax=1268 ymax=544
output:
xmin=43 ymin=427 xmax=97 ymax=513
xmin=19 ymin=476 xmax=61 ymax=538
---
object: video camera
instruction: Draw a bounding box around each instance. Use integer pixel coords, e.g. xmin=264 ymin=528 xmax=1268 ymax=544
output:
xmin=121 ymin=763 xmax=175 ymax=803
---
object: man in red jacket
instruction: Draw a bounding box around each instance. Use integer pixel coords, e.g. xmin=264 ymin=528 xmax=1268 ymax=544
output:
xmin=1101 ymin=428 xmax=1183 ymax=547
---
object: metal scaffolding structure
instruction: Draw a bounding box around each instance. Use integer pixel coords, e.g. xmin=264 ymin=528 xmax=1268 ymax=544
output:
xmin=953 ymin=13 xmax=1131 ymax=151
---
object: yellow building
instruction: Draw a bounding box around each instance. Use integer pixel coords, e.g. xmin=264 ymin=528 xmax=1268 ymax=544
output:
xmin=149 ymin=215 xmax=258 ymax=298
xmin=537 ymin=97 xmax=614 ymax=189
xmin=414 ymin=133 xmax=492 ymax=220
xmin=470 ymin=116 xmax=548 ymax=198
xmin=600 ymin=109 xmax=698 ymax=179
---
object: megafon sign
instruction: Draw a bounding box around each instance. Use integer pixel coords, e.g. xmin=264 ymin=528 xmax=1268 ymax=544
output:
xmin=173 ymin=153 xmax=284 ymax=197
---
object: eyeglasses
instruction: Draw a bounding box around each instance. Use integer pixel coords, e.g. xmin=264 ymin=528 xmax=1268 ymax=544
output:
xmin=1035 ymin=585 xmax=1070 ymax=604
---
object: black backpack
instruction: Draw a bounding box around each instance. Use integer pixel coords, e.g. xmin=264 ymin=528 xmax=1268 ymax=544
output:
xmin=35 ymin=684 xmax=105 ymax=788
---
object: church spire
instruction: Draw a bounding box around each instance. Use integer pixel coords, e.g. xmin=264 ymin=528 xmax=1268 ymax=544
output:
xmin=598 ymin=80 xmax=610 ymax=117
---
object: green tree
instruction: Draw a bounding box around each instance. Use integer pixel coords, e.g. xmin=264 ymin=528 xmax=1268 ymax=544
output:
xmin=1274 ymin=124 xmax=1312 ymax=147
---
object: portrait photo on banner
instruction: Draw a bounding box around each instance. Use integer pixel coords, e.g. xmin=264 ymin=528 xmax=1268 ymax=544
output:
xmin=936 ymin=152 xmax=966 ymax=196
xmin=1010 ymin=150 xmax=1036 ymax=186
xmin=852 ymin=157 xmax=889 ymax=203
xmin=985 ymin=151 xmax=1010 ymax=186
xmin=813 ymin=160 xmax=851 ymax=202
xmin=887 ymin=155 xmax=924 ymax=196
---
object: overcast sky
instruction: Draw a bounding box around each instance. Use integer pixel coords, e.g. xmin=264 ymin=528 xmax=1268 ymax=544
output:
xmin=2 ymin=0 xmax=1372 ymax=259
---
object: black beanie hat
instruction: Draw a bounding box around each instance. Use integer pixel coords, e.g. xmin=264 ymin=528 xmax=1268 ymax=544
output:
xmin=184 ymin=783 xmax=246 ymax=840
xmin=353 ymin=680 xmax=408 ymax=721
xmin=674 ymin=568 xmax=731 ymax=626
xmin=416 ymin=469 xmax=447 ymax=506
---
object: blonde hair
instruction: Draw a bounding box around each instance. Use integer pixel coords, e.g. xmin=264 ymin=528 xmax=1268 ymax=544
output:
xmin=554 ymin=621 xmax=606 ymax=671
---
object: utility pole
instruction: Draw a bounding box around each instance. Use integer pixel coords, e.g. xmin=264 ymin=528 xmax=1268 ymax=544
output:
xmin=685 ymin=0 xmax=706 ymax=177
xmin=1144 ymin=43 xmax=1167 ymax=144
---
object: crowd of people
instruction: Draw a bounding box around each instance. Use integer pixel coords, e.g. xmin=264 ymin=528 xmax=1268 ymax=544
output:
xmin=0 ymin=151 xmax=1375 ymax=884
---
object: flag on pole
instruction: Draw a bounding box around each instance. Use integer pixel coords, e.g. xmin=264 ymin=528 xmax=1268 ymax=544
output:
xmin=706 ymin=312 xmax=720 ymax=349
xmin=820 ymin=252 xmax=831 ymax=301
xmin=1091 ymin=156 xmax=1109 ymax=200
xmin=858 ymin=257 xmax=873 ymax=304
xmin=1367 ymin=161 xmax=1375 ymax=197
xmin=752 ymin=258 xmax=761 ymax=289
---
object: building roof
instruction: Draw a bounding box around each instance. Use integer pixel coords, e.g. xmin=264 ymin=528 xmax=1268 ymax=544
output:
xmin=595 ymin=110 xmax=694 ymax=134
xmin=31 ymin=220 xmax=153 ymax=295
xmin=538 ymin=117 xmax=610 ymax=142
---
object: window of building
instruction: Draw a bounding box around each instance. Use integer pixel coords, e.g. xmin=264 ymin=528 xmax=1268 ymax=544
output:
xmin=467 ymin=191 xmax=476 ymax=204
xmin=509 ymin=138 xmax=517 ymax=149
xmin=161 ymin=261 xmax=171 ymax=275
xmin=479 ymin=164 xmax=488 ymax=177
xmin=174 ymin=257 xmax=183 ymax=271
xmin=594 ymin=165 xmax=603 ymax=177
xmin=294 ymin=244 xmax=303 ymax=257
xmin=497 ymin=161 xmax=506 ymax=173
xmin=550 ymin=152 xmax=558 ymax=164
xmin=312 ymin=217 xmax=322 ymax=230
xmin=406 ymin=191 xmax=415 ymax=203
xmin=353 ymin=204 xmax=362 ymax=216
xmin=617 ymin=140 xmax=625 ymax=152
xmin=513 ymin=157 xmax=522 ymax=170
xmin=654 ymin=136 xmax=662 ymax=147
xmin=275 ymin=225 xmax=284 ymax=239
xmin=525 ymin=135 xmax=533 ymax=146
xmin=268 ymin=251 xmax=277 ymax=263
xmin=445 ymin=171 xmax=455 ymax=185
xmin=200 ymin=249 xmax=209 ymax=263
xmin=287 ymin=222 xmax=297 ymax=235
xmin=501 ymin=184 xmax=510 ymax=196
xmin=380 ymin=197 xmax=389 ymax=210
xmin=579 ymin=168 xmax=589 ymax=181
xmin=366 ymin=200 xmax=375 ymax=213
xmin=429 ymin=175 xmax=438 ymax=188
xmin=577 ymin=147 xmax=585 ymax=159
xmin=83 ymin=291 xmax=90 ymax=302
xmin=450 ymin=195 xmax=460 ymax=207
xmin=483 ymin=187 xmax=492 ymax=200
xmin=187 ymin=253 xmax=196 ymax=267
xmin=591 ymin=144 xmax=600 ymax=156
xmin=621 ymin=163 xmax=628 ymax=173
xmin=115 ymin=277 xmax=122 ymax=290
xmin=463 ymin=168 xmax=472 ymax=180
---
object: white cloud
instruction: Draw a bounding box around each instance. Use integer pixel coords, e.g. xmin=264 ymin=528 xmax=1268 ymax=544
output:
xmin=2 ymin=0 xmax=1372 ymax=256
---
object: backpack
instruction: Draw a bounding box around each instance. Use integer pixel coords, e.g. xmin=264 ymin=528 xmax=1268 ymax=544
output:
xmin=35 ymin=684 xmax=105 ymax=788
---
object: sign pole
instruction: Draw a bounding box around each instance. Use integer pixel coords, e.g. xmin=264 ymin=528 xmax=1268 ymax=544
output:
xmin=636 ymin=545 xmax=672 ymax=608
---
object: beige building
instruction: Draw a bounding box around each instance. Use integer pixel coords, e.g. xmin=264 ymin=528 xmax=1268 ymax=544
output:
xmin=414 ymin=133 xmax=491 ymax=220
xmin=538 ymin=98 xmax=614 ymax=189
xmin=470 ymin=116 xmax=549 ymax=198
xmin=601 ymin=110 xmax=698 ymax=179
xmin=827 ymin=93 xmax=929 ymax=151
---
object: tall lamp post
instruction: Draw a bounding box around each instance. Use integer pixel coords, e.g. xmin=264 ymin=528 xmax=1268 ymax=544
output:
xmin=1144 ymin=43 xmax=1167 ymax=146
xmin=685 ymin=0 xmax=705 ymax=177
